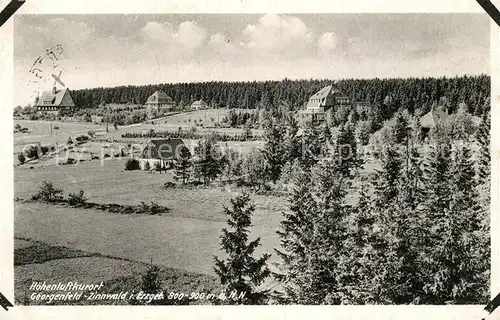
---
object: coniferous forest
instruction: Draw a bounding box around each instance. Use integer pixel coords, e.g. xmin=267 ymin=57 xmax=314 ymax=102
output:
xmin=72 ymin=75 xmax=490 ymax=305
xmin=71 ymin=75 xmax=490 ymax=117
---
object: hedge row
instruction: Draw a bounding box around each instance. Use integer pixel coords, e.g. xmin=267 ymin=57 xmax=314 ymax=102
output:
xmin=121 ymin=130 xmax=262 ymax=141
xmin=26 ymin=181 xmax=168 ymax=215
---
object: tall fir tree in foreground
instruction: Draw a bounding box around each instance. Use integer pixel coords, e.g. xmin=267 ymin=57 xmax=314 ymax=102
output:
xmin=276 ymin=156 xmax=349 ymax=304
xmin=333 ymin=183 xmax=384 ymax=304
xmin=274 ymin=169 xmax=317 ymax=303
xmin=214 ymin=193 xmax=271 ymax=305
xmin=369 ymin=140 xmax=424 ymax=304
xmin=422 ymin=142 xmax=488 ymax=303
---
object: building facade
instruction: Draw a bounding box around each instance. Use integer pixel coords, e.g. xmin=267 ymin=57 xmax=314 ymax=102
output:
xmin=191 ymin=99 xmax=208 ymax=110
xmin=35 ymin=87 xmax=76 ymax=115
xmin=138 ymin=138 xmax=188 ymax=170
xmin=299 ymin=85 xmax=351 ymax=125
xmin=144 ymin=90 xmax=175 ymax=115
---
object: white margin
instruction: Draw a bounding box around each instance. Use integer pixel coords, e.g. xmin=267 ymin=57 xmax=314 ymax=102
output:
xmin=0 ymin=0 xmax=497 ymax=319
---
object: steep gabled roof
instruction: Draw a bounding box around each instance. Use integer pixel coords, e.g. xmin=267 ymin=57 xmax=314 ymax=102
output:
xmin=140 ymin=138 xmax=188 ymax=159
xmin=309 ymin=85 xmax=342 ymax=100
xmin=146 ymin=90 xmax=173 ymax=104
xmin=191 ymin=99 xmax=207 ymax=106
xmin=420 ymin=110 xmax=437 ymax=129
xmin=35 ymin=88 xmax=75 ymax=107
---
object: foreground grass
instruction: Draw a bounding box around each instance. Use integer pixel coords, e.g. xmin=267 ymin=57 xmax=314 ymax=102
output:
xmin=14 ymin=237 xmax=97 ymax=265
xmin=14 ymin=238 xmax=221 ymax=305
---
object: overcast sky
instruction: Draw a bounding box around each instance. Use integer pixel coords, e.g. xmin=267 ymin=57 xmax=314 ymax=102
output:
xmin=14 ymin=13 xmax=490 ymax=106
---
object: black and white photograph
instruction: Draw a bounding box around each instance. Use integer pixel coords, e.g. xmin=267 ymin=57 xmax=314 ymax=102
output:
xmin=8 ymin=9 xmax=493 ymax=309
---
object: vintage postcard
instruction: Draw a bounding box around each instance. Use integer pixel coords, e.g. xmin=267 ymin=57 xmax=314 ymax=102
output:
xmin=0 ymin=0 xmax=498 ymax=319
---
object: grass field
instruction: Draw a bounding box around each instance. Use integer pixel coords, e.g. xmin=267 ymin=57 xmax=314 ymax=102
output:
xmin=14 ymin=238 xmax=220 ymax=305
xmin=13 ymin=119 xmax=114 ymax=154
xmin=13 ymin=112 xmax=367 ymax=304
xmin=14 ymin=110 xmax=264 ymax=155
xmin=15 ymin=159 xmax=284 ymax=278
xmin=14 ymin=120 xmax=106 ymax=137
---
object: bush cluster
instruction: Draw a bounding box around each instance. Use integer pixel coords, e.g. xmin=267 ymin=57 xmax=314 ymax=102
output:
xmin=125 ymin=158 xmax=140 ymax=170
xmin=75 ymin=135 xmax=90 ymax=143
xmin=67 ymin=190 xmax=88 ymax=206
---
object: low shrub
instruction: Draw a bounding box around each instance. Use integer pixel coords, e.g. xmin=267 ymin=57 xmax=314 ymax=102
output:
xmin=163 ymin=182 xmax=176 ymax=189
xmin=23 ymin=145 xmax=39 ymax=159
xmin=33 ymin=181 xmax=63 ymax=203
xmin=75 ymin=135 xmax=90 ymax=143
xmin=18 ymin=153 xmax=26 ymax=164
xmin=67 ymin=190 xmax=87 ymax=206
xmin=125 ymin=158 xmax=140 ymax=171
xmin=137 ymin=201 xmax=162 ymax=215
xmin=40 ymin=145 xmax=49 ymax=155
xmin=149 ymin=201 xmax=161 ymax=215
xmin=155 ymin=162 xmax=163 ymax=171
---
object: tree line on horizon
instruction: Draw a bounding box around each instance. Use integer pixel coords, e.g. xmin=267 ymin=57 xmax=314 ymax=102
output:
xmin=70 ymin=75 xmax=490 ymax=118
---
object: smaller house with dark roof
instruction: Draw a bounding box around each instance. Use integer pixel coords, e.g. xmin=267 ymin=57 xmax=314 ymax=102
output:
xmin=35 ymin=87 xmax=76 ymax=114
xmin=138 ymin=138 xmax=189 ymax=170
xmin=145 ymin=90 xmax=175 ymax=116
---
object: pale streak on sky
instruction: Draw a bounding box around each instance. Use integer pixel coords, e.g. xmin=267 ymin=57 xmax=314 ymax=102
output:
xmin=14 ymin=13 xmax=490 ymax=106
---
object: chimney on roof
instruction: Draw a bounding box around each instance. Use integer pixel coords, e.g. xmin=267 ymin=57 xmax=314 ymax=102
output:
xmin=52 ymin=87 xmax=57 ymax=94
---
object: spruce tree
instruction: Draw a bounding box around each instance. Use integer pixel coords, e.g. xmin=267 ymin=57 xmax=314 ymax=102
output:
xmin=393 ymin=111 xmax=409 ymax=144
xmin=372 ymin=145 xmax=402 ymax=206
xmin=172 ymin=145 xmax=192 ymax=185
xmin=308 ymin=156 xmax=349 ymax=304
xmin=422 ymin=143 xmax=488 ymax=303
xmin=261 ymin=118 xmax=285 ymax=183
xmin=276 ymin=155 xmax=351 ymax=304
xmin=213 ymin=193 xmax=271 ymax=305
xmin=422 ymin=139 xmax=453 ymax=218
xmin=333 ymin=120 xmax=362 ymax=179
xmin=399 ymin=143 xmax=425 ymax=210
xmin=475 ymin=111 xmax=490 ymax=185
xmin=334 ymin=183 xmax=381 ymax=304
xmin=369 ymin=141 xmax=424 ymax=303
xmin=298 ymin=121 xmax=322 ymax=170
xmin=274 ymin=169 xmax=317 ymax=303
xmin=282 ymin=114 xmax=300 ymax=164
xmin=193 ymin=134 xmax=222 ymax=185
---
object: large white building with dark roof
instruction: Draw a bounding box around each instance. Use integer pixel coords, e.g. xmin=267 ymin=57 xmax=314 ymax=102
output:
xmin=299 ymin=85 xmax=351 ymax=125
xmin=145 ymin=90 xmax=174 ymax=114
